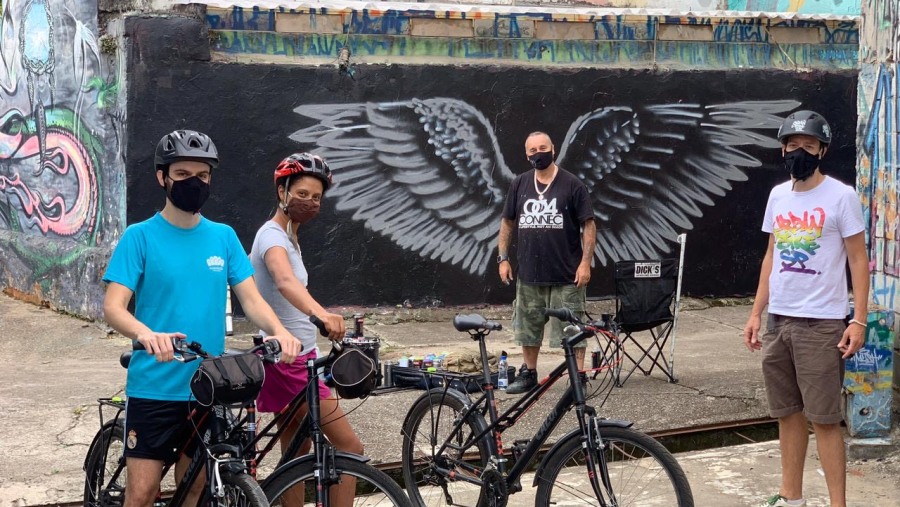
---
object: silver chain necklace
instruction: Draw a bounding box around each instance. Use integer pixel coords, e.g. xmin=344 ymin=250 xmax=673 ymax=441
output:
xmin=533 ymin=166 xmax=559 ymax=200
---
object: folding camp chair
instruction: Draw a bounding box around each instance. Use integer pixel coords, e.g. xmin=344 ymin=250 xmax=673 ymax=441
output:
xmin=613 ymin=234 xmax=686 ymax=387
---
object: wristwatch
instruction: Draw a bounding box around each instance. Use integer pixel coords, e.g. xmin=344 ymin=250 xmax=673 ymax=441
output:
xmin=497 ymin=254 xmax=509 ymax=264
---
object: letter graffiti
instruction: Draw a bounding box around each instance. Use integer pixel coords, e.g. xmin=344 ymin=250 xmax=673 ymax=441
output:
xmin=774 ymin=208 xmax=825 ymax=275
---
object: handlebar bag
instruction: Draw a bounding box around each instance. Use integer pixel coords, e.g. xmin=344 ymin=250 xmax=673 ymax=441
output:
xmin=190 ymin=352 xmax=265 ymax=406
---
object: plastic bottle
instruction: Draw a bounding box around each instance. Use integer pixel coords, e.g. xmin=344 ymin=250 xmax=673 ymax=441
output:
xmin=498 ymin=352 xmax=508 ymax=390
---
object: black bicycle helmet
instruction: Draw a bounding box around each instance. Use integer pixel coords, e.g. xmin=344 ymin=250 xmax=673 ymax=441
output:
xmin=155 ymin=130 xmax=219 ymax=170
xmin=777 ymin=110 xmax=832 ymax=145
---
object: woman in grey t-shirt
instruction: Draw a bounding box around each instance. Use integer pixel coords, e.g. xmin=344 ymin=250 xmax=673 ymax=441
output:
xmin=249 ymin=153 xmax=363 ymax=504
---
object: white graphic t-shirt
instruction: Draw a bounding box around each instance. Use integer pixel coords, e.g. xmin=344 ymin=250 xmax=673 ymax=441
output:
xmin=762 ymin=176 xmax=865 ymax=319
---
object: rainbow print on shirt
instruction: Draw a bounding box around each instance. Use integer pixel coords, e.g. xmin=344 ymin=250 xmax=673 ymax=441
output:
xmin=773 ymin=207 xmax=825 ymax=275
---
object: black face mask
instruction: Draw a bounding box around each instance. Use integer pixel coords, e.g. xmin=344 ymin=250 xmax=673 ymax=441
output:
xmin=784 ymin=149 xmax=820 ymax=181
xmin=528 ymin=151 xmax=554 ymax=170
xmin=166 ymin=176 xmax=210 ymax=214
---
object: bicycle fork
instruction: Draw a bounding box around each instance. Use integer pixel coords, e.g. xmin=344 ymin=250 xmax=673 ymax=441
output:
xmin=580 ymin=410 xmax=623 ymax=507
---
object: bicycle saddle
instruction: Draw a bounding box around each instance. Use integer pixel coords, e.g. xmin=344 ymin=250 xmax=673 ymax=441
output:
xmin=453 ymin=314 xmax=502 ymax=333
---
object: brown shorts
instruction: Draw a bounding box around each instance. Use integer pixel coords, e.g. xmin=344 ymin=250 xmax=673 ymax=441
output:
xmin=761 ymin=315 xmax=846 ymax=424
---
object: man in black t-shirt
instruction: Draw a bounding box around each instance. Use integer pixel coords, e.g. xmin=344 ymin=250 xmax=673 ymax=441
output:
xmin=498 ymin=131 xmax=596 ymax=394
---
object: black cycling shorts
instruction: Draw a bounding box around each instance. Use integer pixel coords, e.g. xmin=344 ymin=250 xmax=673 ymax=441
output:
xmin=123 ymin=397 xmax=208 ymax=464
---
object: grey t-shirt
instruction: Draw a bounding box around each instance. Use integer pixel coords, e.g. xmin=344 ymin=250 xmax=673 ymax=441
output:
xmin=249 ymin=220 xmax=317 ymax=351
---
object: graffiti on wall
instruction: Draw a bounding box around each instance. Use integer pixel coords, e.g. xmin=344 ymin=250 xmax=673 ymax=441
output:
xmin=843 ymin=310 xmax=894 ymax=437
xmin=0 ymin=0 xmax=122 ymax=315
xmin=858 ymin=64 xmax=899 ymax=280
xmin=726 ymin=0 xmax=860 ymax=15
xmin=126 ymin=61 xmax=856 ymax=305
xmin=290 ymin=98 xmax=799 ymax=275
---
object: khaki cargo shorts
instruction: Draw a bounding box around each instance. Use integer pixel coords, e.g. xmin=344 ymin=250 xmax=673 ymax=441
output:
xmin=512 ymin=282 xmax=587 ymax=349
xmin=762 ymin=314 xmax=846 ymax=424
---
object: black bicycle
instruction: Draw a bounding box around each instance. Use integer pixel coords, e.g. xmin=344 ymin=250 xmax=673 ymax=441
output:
xmin=83 ymin=338 xmax=280 ymax=507
xmin=400 ymin=308 xmax=694 ymax=506
xmin=254 ymin=316 xmax=411 ymax=506
xmin=84 ymin=318 xmax=411 ymax=507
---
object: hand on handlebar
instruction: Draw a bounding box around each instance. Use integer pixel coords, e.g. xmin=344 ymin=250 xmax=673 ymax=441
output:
xmin=135 ymin=331 xmax=186 ymax=363
xmin=315 ymin=312 xmax=346 ymax=341
xmin=266 ymin=335 xmax=301 ymax=364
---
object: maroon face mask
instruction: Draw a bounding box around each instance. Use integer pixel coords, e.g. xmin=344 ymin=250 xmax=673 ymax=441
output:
xmin=283 ymin=197 xmax=320 ymax=225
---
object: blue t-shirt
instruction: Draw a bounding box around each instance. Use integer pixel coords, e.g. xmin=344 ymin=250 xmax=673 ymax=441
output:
xmin=102 ymin=213 xmax=254 ymax=401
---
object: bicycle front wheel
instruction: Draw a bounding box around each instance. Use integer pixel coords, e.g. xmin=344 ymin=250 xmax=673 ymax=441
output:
xmin=84 ymin=422 xmax=126 ymax=507
xmin=216 ymin=471 xmax=268 ymax=507
xmin=401 ymin=391 xmax=492 ymax=507
xmin=264 ymin=456 xmax=412 ymax=506
xmin=535 ymin=426 xmax=693 ymax=507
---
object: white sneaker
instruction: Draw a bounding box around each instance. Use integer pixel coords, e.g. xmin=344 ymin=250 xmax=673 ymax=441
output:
xmin=761 ymin=494 xmax=806 ymax=507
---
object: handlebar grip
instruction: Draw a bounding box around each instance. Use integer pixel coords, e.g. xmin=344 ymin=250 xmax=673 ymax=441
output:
xmin=263 ymin=338 xmax=282 ymax=356
xmin=543 ymin=307 xmax=578 ymax=324
xmin=132 ymin=337 xmax=190 ymax=352
xmin=309 ymin=315 xmax=329 ymax=335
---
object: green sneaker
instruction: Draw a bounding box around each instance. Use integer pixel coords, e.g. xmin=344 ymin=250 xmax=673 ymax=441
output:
xmin=761 ymin=494 xmax=806 ymax=507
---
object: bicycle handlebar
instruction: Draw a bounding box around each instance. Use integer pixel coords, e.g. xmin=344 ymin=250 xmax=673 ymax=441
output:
xmin=127 ymin=336 xmax=282 ymax=366
xmin=543 ymin=307 xmax=579 ymax=324
xmin=543 ymin=307 xmax=618 ymax=334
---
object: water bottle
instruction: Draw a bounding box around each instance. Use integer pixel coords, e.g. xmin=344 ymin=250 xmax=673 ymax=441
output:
xmin=498 ymin=353 xmax=509 ymax=390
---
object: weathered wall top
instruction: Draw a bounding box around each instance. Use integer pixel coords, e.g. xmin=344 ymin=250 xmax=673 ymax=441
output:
xmin=172 ymin=0 xmax=861 ymax=18
xmin=190 ymin=0 xmax=859 ymax=70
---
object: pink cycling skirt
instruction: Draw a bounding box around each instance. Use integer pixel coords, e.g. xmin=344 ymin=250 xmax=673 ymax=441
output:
xmin=257 ymin=349 xmax=333 ymax=413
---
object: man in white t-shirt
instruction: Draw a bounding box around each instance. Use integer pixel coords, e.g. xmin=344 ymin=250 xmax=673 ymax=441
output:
xmin=743 ymin=110 xmax=869 ymax=507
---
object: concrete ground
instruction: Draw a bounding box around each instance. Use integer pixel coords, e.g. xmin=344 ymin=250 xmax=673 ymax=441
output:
xmin=0 ymin=293 xmax=898 ymax=506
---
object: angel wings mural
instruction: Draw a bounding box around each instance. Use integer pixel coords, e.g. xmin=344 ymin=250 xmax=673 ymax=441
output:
xmin=289 ymin=98 xmax=800 ymax=276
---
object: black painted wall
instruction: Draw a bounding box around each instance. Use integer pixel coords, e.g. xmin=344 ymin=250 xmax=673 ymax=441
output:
xmin=126 ymin=19 xmax=858 ymax=307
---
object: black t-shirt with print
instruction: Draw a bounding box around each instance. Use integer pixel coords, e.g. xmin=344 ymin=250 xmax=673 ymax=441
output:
xmin=502 ymin=167 xmax=594 ymax=285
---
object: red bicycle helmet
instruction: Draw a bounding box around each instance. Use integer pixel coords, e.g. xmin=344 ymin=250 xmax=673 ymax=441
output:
xmin=273 ymin=153 xmax=333 ymax=191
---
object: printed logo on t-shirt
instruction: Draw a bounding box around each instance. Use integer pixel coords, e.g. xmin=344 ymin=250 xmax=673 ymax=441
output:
xmin=519 ymin=198 xmax=564 ymax=229
xmin=206 ymin=255 xmax=225 ymax=272
xmin=773 ymin=208 xmax=824 ymax=275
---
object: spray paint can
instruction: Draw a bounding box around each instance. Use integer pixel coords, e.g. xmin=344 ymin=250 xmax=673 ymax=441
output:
xmin=354 ymin=313 xmax=364 ymax=338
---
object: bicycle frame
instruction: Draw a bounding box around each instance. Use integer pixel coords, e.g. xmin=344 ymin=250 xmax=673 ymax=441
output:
xmin=239 ymin=345 xmax=355 ymax=506
xmin=89 ymin=339 xmax=277 ymax=507
xmin=425 ymin=322 xmax=618 ymax=495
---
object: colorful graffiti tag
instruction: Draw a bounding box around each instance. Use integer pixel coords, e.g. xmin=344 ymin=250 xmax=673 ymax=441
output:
xmin=857 ymin=0 xmax=899 ymax=317
xmin=844 ymin=310 xmax=894 ymax=437
xmin=0 ymin=0 xmax=122 ymax=317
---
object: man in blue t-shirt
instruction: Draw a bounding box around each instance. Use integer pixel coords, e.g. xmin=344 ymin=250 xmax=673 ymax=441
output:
xmin=102 ymin=130 xmax=302 ymax=507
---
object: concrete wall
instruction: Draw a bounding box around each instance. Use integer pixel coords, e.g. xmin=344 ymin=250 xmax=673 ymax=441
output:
xmin=124 ymin=9 xmax=858 ymax=307
xmin=857 ymin=0 xmax=900 ymax=424
xmin=0 ymin=0 xmax=126 ymax=318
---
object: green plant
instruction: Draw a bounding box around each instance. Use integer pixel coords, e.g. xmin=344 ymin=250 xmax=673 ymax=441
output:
xmin=99 ymin=35 xmax=117 ymax=54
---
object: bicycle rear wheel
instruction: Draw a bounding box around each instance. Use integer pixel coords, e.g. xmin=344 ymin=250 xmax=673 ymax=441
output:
xmin=535 ymin=426 xmax=693 ymax=507
xmin=264 ymin=456 xmax=411 ymax=506
xmin=83 ymin=422 xmax=126 ymax=507
xmin=401 ymin=391 xmax=492 ymax=507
